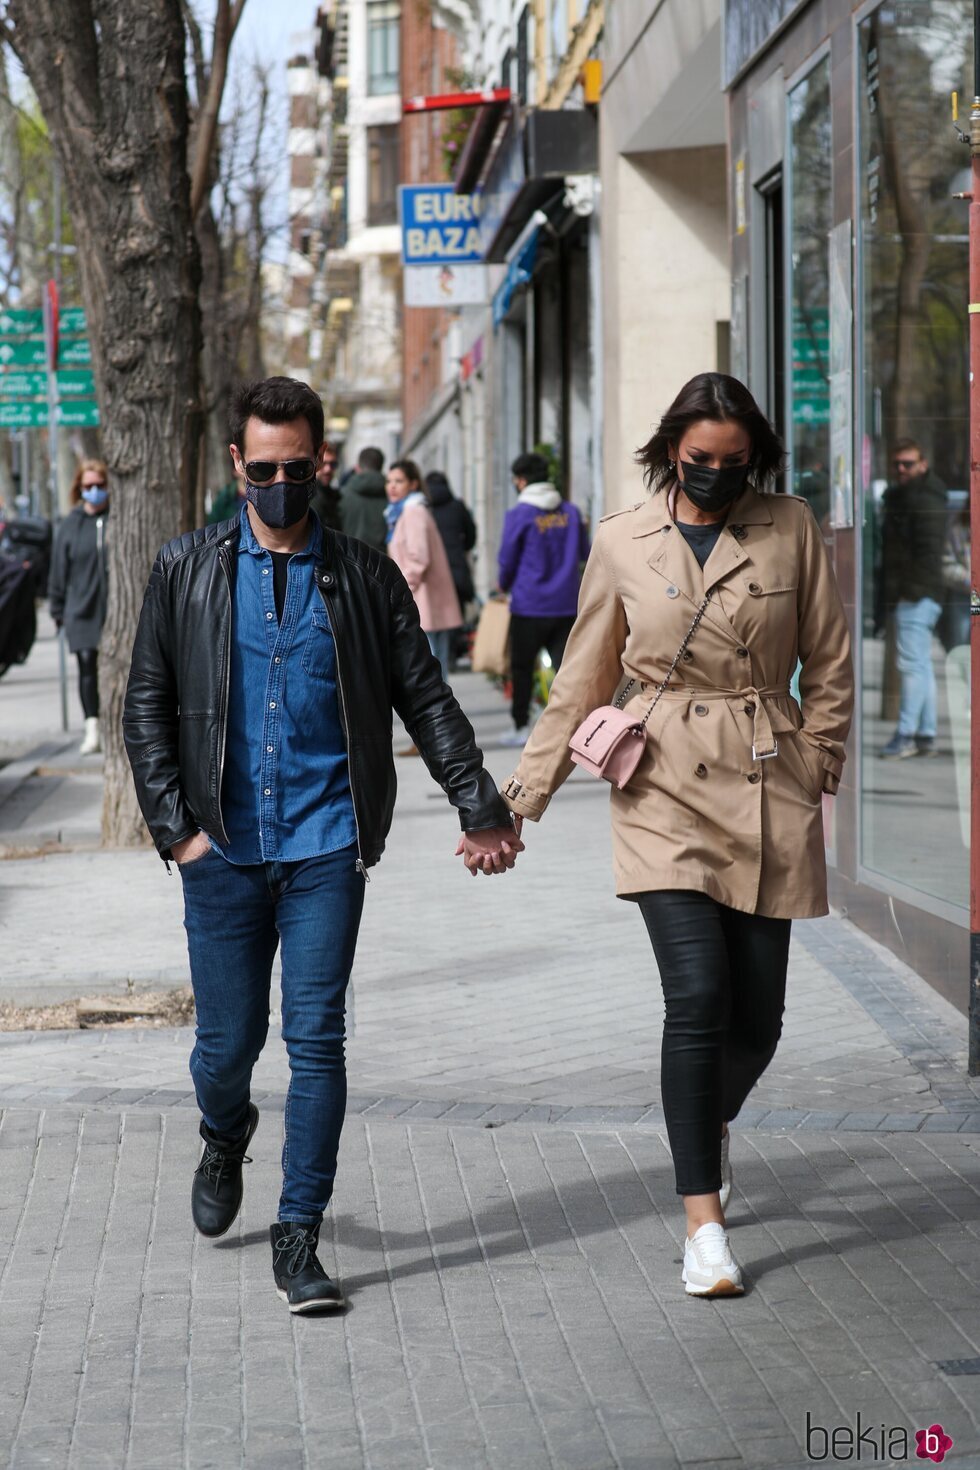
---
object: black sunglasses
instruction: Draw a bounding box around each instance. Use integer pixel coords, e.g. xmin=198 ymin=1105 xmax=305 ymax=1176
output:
xmin=245 ymin=458 xmax=316 ymax=485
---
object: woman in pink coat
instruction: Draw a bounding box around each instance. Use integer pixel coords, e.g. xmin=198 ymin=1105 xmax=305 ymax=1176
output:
xmin=385 ymin=459 xmax=462 ymax=679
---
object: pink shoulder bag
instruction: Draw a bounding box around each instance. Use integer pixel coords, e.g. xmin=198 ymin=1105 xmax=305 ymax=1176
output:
xmin=568 ymin=592 xmax=712 ymax=789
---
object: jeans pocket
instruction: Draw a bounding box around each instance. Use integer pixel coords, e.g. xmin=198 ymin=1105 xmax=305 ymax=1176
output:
xmin=177 ymin=845 xmax=216 ymax=872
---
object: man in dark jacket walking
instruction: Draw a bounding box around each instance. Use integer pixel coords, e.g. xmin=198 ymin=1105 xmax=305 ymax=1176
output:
xmin=339 ymin=446 xmax=387 ymax=550
xmin=879 ymin=438 xmax=947 ymax=758
xmin=310 ymin=441 xmax=343 ymax=532
xmin=123 ymin=377 xmax=521 ymax=1314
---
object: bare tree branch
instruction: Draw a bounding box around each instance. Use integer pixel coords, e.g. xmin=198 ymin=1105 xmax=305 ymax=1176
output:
xmin=188 ymin=0 xmax=248 ymax=218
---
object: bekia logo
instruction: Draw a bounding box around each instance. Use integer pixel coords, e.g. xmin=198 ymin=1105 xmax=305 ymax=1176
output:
xmin=805 ymin=1411 xmax=953 ymax=1462
xmin=915 ymin=1424 xmax=954 ymax=1464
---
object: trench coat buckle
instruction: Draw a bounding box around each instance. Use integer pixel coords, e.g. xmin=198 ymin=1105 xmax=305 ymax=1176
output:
xmin=752 ymin=740 xmax=779 ymax=762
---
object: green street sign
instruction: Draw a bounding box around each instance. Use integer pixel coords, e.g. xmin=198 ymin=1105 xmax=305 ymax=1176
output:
xmin=0 ymin=308 xmax=43 ymax=337
xmin=0 ymin=401 xmax=48 ymax=428
xmin=58 ymin=308 xmax=87 ymax=333
xmin=0 ymin=337 xmax=46 ymax=367
xmin=56 ymin=368 xmax=96 ymax=397
xmin=58 ymin=337 xmax=92 ymax=366
xmin=0 ymin=369 xmax=48 ymax=397
xmin=57 ymin=400 xmax=100 ymax=428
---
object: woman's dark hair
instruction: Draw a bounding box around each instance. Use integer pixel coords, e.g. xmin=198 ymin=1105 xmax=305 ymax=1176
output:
xmin=635 ymin=373 xmax=785 ymax=492
xmin=230 ymin=376 xmax=324 ymax=454
xmin=389 ymin=458 xmax=424 ymax=493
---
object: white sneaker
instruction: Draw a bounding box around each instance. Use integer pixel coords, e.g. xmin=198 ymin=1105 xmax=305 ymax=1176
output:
xmin=682 ymin=1222 xmax=744 ymax=1297
xmin=79 ymin=717 xmax=101 ymax=755
xmin=719 ymin=1130 xmax=733 ymax=1212
xmin=498 ymin=726 xmax=530 ymax=748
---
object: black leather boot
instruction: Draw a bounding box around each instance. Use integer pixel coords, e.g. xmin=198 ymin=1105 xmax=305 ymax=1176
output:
xmin=270 ymin=1221 xmax=344 ymax=1313
xmin=191 ymin=1102 xmax=259 ymax=1237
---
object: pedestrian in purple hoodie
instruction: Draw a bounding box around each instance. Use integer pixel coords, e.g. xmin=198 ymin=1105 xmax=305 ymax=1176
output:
xmin=497 ymin=452 xmax=590 ymax=746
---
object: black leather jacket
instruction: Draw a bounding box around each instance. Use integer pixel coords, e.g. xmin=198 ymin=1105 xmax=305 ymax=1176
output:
xmin=123 ymin=515 xmax=510 ymax=866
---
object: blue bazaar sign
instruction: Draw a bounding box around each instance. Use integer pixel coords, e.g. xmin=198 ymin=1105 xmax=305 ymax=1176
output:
xmin=398 ymin=185 xmax=483 ymax=267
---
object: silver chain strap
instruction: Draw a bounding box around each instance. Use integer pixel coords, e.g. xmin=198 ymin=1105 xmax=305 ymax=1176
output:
xmin=615 ymin=591 xmax=713 ymax=730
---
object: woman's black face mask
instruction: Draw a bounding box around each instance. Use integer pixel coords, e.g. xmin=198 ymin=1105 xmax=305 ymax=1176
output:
xmin=677 ymin=460 xmax=750 ymax=513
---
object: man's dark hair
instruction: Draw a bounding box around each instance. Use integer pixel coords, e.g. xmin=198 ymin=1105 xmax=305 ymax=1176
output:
xmin=894 ymin=437 xmax=923 ymax=457
xmin=230 ymin=377 xmax=324 ymax=453
xmin=511 ymin=451 xmax=551 ymax=485
xmin=635 ymin=372 xmax=784 ymax=492
xmin=358 ymin=446 xmax=384 ymax=473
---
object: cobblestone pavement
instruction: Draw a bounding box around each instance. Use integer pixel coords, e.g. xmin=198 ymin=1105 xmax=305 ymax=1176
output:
xmin=2 ymin=661 xmax=980 ymax=1468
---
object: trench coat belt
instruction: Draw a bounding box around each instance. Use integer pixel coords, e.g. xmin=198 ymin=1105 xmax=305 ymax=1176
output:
xmin=637 ymin=682 xmax=792 ymax=762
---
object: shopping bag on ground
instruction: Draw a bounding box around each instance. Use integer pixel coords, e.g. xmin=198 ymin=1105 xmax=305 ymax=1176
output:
xmin=471 ymin=598 xmax=511 ymax=677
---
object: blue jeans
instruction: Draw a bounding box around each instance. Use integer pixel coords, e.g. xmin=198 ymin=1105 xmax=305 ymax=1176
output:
xmin=179 ymin=843 xmax=364 ymax=1225
xmin=426 ymin=628 xmax=453 ymax=680
xmin=895 ymin=597 xmax=942 ymax=738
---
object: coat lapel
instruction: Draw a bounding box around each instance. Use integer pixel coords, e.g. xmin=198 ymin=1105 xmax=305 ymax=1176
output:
xmin=633 ymin=487 xmax=776 ymax=645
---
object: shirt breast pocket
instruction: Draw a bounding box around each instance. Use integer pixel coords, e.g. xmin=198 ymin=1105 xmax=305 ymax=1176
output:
xmin=302 ymin=606 xmax=337 ymax=681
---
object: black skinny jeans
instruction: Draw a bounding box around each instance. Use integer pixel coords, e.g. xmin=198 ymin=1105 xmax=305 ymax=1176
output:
xmin=509 ymin=613 xmax=575 ymax=728
xmin=637 ymin=891 xmax=791 ymax=1196
xmin=76 ymin=648 xmax=99 ymax=719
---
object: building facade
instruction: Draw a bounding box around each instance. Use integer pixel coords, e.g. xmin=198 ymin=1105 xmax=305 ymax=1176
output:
xmin=319 ymin=0 xmax=403 ymax=463
xmin=599 ymin=0 xmax=731 ymax=511
xmin=726 ymin=0 xmax=973 ymax=1008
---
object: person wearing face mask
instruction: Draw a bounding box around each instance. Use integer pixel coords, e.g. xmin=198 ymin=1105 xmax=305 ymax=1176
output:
xmin=123 ymin=376 xmax=521 ymax=1315
xmin=49 ymin=459 xmax=110 ymax=755
xmin=500 ymin=373 xmax=853 ymax=1300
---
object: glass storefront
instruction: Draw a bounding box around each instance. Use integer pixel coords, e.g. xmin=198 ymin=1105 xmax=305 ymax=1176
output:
xmin=857 ymin=0 xmax=972 ymax=909
xmin=788 ymin=56 xmax=832 ymax=523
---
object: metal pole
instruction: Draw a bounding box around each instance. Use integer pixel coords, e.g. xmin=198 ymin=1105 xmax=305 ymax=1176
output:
xmin=969 ymin=0 xmax=980 ymax=1074
xmin=49 ymin=158 xmax=69 ymax=733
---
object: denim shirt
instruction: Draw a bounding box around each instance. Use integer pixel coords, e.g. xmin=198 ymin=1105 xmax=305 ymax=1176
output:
xmin=216 ymin=508 xmax=357 ymax=864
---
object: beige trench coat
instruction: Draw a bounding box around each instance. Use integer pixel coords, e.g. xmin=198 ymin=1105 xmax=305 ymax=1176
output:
xmin=501 ymin=487 xmax=854 ymax=918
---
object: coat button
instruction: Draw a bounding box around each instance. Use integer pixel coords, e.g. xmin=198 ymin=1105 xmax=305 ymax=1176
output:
xmin=666 ymin=585 xmax=679 ymax=598
xmin=694 ymin=704 xmax=708 ymax=717
xmin=731 ymin=524 xmax=746 ymax=540
xmin=682 ymin=650 xmax=694 ymax=663
xmin=695 ymin=763 xmax=708 ymax=778
xmin=748 ymin=582 xmax=762 ymax=595
xmin=736 ymin=647 xmax=749 ymax=659
xmin=747 ymin=771 xmax=761 ymax=784
xmin=744 ymin=701 xmax=756 ymax=715
xmin=661 ymin=525 xmax=671 ymax=535
xmin=320 ymin=572 xmax=334 ymax=588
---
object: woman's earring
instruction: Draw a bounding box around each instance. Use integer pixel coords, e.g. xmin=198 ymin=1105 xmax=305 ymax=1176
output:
xmin=667 ymin=458 xmax=675 ymax=471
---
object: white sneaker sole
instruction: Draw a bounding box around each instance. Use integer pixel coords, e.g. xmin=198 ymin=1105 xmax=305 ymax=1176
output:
xmin=682 ymin=1273 xmax=744 ymax=1297
xmin=277 ymin=1287 xmax=345 ymax=1314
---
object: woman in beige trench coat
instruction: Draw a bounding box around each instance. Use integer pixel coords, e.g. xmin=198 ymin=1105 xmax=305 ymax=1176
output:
xmin=501 ymin=373 xmax=854 ymax=1298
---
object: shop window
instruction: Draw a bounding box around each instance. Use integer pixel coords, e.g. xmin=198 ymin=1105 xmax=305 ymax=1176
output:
xmin=367 ymin=0 xmax=400 ymax=97
xmin=788 ymin=57 xmax=831 ymax=523
xmin=857 ymin=1 xmax=973 ymax=908
xmin=367 ymin=124 xmax=399 ymax=226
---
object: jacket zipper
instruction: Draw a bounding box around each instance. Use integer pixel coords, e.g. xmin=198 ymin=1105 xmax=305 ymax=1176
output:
xmin=215 ymin=543 xmax=233 ymax=844
xmin=319 ymin=580 xmax=369 ymax=880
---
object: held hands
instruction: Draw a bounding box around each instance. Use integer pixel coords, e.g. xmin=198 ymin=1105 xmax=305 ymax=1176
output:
xmin=455 ymin=816 xmax=524 ymax=877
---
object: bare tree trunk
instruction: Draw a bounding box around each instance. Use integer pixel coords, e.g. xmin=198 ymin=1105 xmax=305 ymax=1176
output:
xmin=4 ymin=0 xmax=203 ymax=847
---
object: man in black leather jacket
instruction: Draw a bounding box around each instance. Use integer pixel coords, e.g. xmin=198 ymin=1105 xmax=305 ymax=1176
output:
xmin=124 ymin=376 xmax=521 ymax=1314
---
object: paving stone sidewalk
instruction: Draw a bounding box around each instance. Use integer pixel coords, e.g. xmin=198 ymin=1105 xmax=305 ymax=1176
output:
xmin=1 ymin=650 xmax=980 ymax=1468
